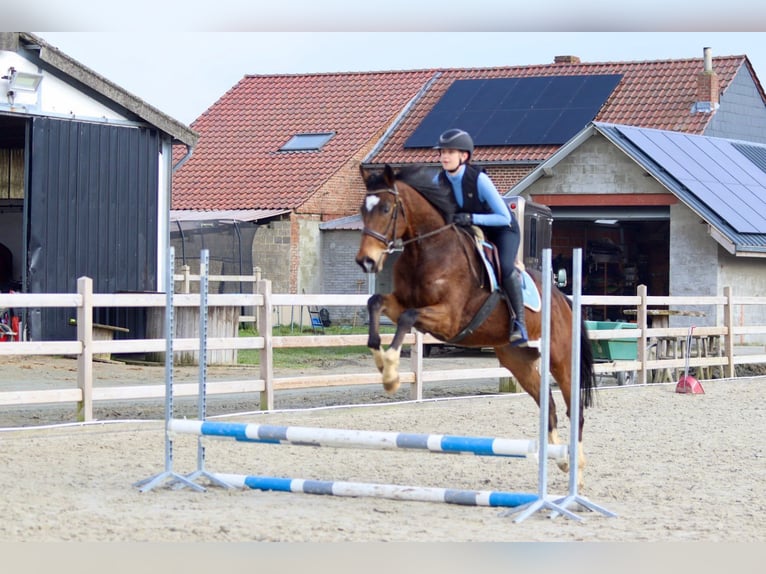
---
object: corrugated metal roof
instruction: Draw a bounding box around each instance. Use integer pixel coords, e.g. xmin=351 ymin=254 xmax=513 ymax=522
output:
xmin=594 ymin=122 xmax=766 ymax=255
xmin=170 ymin=209 xmax=289 ymax=222
xmin=319 ymin=214 xmax=362 ymax=230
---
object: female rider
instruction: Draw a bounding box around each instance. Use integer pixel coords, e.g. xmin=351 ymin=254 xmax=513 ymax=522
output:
xmin=433 ymin=128 xmax=528 ymax=347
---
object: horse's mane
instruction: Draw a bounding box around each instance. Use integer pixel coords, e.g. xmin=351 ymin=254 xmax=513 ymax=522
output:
xmin=367 ymin=165 xmax=457 ymax=221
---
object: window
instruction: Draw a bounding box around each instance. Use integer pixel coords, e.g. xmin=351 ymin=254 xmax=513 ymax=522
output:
xmin=279 ymin=132 xmax=334 ymax=152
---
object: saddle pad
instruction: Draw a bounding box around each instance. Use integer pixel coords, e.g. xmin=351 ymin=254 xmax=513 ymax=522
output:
xmin=520 ymin=269 xmax=541 ymax=313
xmin=474 ymin=236 xmax=541 ymax=312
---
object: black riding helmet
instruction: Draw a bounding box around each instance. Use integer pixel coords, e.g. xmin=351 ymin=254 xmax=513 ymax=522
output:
xmin=434 ymin=129 xmax=474 ymax=159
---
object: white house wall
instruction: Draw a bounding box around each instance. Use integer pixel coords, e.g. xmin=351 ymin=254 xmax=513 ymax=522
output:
xmin=717 ymin=246 xmax=766 ymax=343
xmin=0 ymin=51 xmax=130 ymax=122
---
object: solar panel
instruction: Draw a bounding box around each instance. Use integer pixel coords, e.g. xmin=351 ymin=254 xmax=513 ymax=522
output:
xmin=616 ymin=126 xmax=766 ymax=234
xmin=405 ymin=74 xmax=622 ymax=148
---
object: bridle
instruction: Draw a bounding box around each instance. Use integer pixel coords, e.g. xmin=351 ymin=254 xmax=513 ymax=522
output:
xmin=362 ymin=186 xmax=404 ymax=252
xmin=362 ymin=184 xmax=454 ymax=253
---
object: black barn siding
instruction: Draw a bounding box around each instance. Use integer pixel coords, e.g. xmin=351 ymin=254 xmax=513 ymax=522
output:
xmin=27 ymin=117 xmax=160 ymax=341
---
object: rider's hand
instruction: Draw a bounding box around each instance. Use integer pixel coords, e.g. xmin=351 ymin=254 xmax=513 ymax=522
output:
xmin=452 ymin=213 xmax=473 ymax=227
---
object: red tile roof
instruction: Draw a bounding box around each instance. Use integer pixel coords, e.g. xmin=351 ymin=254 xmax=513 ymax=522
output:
xmin=172 ymin=70 xmax=436 ymax=210
xmin=369 ymin=55 xmax=755 ymax=165
xmin=173 ymin=54 xmax=760 ymax=212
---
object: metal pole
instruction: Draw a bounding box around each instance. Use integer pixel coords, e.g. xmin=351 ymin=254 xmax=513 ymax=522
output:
xmin=134 ymin=246 xmax=204 ymax=492
xmin=553 ymin=248 xmax=617 ymax=518
xmin=184 ymin=249 xmax=233 ymax=489
xmin=506 ymin=248 xmax=581 ymax=522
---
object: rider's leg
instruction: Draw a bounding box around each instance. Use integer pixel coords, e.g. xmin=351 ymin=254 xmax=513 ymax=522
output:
xmin=487 ymin=224 xmax=528 ymax=347
xmin=502 ymin=270 xmax=528 ymax=347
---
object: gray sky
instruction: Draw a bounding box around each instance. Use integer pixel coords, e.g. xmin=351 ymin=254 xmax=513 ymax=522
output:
xmin=33 ymin=32 xmax=766 ymax=127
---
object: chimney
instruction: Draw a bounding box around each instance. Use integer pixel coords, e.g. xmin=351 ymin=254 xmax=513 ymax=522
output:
xmin=694 ymin=46 xmax=720 ymax=113
xmin=554 ymin=55 xmax=581 ymax=64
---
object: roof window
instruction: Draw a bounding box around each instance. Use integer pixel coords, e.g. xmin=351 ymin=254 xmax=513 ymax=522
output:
xmin=279 ymin=132 xmax=334 ymax=151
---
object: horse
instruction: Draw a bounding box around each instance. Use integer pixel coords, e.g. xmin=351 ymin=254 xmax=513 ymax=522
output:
xmin=355 ymin=164 xmax=596 ymax=487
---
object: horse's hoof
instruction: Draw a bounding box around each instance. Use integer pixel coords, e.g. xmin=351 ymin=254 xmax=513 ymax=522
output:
xmin=371 ymin=349 xmax=385 ymax=373
xmin=382 ymin=378 xmax=400 ymax=394
xmin=556 ymin=459 xmax=569 ymax=473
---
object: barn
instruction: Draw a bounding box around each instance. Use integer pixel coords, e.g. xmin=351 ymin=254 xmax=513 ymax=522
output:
xmin=0 ymin=33 xmax=197 ymax=340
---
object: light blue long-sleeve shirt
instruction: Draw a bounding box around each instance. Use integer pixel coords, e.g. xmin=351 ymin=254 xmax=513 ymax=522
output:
xmin=439 ymin=166 xmax=512 ymax=227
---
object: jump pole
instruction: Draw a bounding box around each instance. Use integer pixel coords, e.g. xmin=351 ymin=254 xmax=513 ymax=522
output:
xmin=212 ymin=473 xmax=538 ymax=509
xmin=169 ymin=419 xmax=568 ymax=460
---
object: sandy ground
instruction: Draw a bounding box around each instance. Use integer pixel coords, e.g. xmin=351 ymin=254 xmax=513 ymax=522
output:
xmin=0 ymin=351 xmax=765 ymax=542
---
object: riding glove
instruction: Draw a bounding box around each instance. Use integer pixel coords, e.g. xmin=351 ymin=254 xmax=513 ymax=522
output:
xmin=452 ymin=213 xmax=473 ymax=226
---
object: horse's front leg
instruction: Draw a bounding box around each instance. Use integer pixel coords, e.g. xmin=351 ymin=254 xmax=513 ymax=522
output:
xmin=366 ymin=294 xmax=386 ymax=374
xmin=366 ymin=294 xmax=412 ymax=392
xmin=378 ymin=308 xmax=419 ymax=393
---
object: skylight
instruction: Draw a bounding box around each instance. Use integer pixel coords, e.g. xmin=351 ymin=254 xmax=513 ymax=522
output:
xmin=280 ymin=132 xmax=334 ymax=151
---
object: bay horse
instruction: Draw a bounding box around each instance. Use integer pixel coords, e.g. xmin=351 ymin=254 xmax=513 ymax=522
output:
xmin=355 ymin=164 xmax=596 ymax=486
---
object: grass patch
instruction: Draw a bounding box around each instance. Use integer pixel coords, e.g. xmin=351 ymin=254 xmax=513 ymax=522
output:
xmin=237 ymin=324 xmax=395 ymax=369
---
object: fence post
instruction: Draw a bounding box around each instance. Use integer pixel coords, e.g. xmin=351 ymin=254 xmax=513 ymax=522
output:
xmin=723 ymin=286 xmax=735 ymax=378
xmin=249 ymin=266 xmax=262 ymax=331
xmin=410 ymin=330 xmax=424 ymax=400
xmin=637 ymin=284 xmax=648 ymax=385
xmin=76 ymin=276 xmax=94 ymax=422
xmin=257 ymin=278 xmax=274 ymax=410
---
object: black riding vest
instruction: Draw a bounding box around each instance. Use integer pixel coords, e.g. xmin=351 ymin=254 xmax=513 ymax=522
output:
xmin=439 ymin=164 xmax=493 ymax=215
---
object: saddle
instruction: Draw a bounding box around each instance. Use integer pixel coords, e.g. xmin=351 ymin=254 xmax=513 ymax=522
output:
xmin=469 ymin=227 xmax=541 ymax=313
xmin=445 ymin=227 xmax=540 ymax=345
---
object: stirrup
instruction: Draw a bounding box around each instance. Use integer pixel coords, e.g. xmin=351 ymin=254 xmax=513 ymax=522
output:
xmin=509 ymin=321 xmax=529 ymax=347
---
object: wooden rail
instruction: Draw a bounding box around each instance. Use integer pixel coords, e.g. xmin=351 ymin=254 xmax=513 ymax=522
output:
xmin=1 ymin=278 xmax=765 ymax=422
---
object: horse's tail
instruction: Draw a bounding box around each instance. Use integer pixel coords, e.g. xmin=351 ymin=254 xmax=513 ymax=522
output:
xmin=559 ymin=288 xmax=596 ymax=409
xmin=579 ymin=317 xmax=596 ymax=409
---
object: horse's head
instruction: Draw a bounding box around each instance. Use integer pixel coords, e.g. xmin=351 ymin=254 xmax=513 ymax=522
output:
xmin=356 ymin=165 xmax=404 ymax=273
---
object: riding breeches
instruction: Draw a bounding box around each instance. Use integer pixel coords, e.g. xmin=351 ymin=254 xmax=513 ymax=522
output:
xmin=482 ymin=225 xmax=521 ymax=281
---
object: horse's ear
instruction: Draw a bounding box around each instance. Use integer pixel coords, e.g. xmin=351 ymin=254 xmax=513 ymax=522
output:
xmin=359 ymin=164 xmax=370 ymax=182
xmin=383 ymin=164 xmax=396 ymax=187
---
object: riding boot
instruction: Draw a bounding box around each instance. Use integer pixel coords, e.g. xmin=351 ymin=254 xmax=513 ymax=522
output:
xmin=502 ymin=271 xmax=529 ymax=347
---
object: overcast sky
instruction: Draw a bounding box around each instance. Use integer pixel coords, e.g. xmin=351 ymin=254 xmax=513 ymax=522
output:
xmin=7 ymin=2 xmax=766 ymax=126
xmin=31 ymin=32 xmax=766 ymax=127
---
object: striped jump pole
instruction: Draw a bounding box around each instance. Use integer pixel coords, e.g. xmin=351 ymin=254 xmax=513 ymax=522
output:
xmin=169 ymin=419 xmax=569 ymax=460
xmin=213 ymin=473 xmax=539 ymax=509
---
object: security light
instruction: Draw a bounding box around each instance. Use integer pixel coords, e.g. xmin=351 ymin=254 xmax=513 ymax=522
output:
xmin=3 ymin=67 xmax=43 ymax=92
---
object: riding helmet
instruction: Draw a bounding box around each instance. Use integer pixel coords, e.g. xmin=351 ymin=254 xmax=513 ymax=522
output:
xmin=434 ymin=129 xmax=474 ymax=156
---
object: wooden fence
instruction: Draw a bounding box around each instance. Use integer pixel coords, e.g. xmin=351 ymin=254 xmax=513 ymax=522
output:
xmin=1 ymin=278 xmax=765 ymax=422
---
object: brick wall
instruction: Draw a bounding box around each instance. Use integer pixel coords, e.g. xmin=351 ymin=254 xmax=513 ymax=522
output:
xmin=483 ymin=164 xmax=535 ymax=192
xmin=301 ymin=127 xmax=388 ymax=220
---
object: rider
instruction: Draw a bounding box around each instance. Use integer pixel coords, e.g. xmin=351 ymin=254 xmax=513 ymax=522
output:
xmin=434 ymin=128 xmax=529 ymax=347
